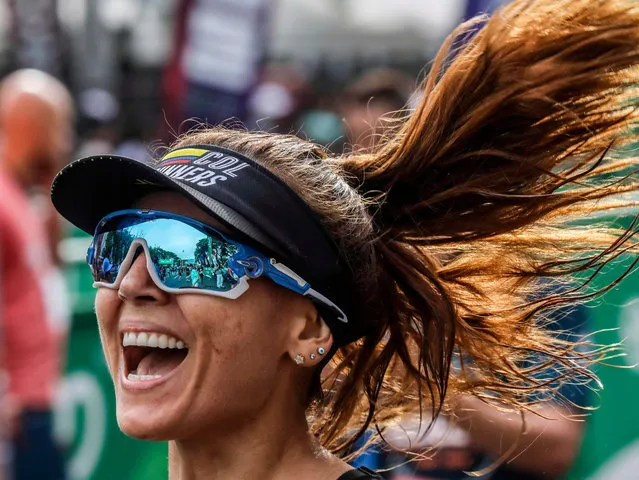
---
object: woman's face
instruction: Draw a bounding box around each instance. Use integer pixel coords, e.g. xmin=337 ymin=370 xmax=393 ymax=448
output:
xmin=95 ymin=192 xmax=304 ymax=440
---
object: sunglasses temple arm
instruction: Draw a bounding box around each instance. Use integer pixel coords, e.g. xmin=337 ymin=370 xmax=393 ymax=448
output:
xmin=268 ymin=260 xmax=348 ymax=324
xmin=304 ymin=288 xmax=348 ymax=324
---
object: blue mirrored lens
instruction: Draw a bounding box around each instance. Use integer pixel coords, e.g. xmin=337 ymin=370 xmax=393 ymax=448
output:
xmin=91 ymin=216 xmax=240 ymax=292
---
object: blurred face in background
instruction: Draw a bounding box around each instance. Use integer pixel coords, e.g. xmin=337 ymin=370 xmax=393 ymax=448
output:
xmin=341 ymin=68 xmax=413 ymax=153
xmin=0 ymin=69 xmax=74 ymax=189
xmin=2 ymin=94 xmax=74 ymax=189
xmin=342 ymin=96 xmax=403 ymax=152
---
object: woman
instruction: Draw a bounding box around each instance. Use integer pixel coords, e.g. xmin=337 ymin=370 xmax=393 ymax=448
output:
xmin=50 ymin=0 xmax=639 ymax=478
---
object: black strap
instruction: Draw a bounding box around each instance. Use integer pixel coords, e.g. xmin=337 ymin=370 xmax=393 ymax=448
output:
xmin=337 ymin=467 xmax=384 ymax=479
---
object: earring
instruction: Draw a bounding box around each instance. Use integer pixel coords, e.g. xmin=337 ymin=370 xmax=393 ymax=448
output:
xmin=318 ymin=347 xmax=326 ymax=355
xmin=310 ymin=353 xmax=317 ymax=360
xmin=294 ymin=354 xmax=305 ymax=365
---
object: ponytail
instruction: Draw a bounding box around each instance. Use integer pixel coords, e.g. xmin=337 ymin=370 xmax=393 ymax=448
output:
xmin=319 ymin=0 xmax=639 ymax=455
xmin=342 ymin=0 xmax=637 ymax=238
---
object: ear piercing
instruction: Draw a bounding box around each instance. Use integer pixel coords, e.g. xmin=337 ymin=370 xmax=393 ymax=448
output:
xmin=309 ymin=347 xmax=325 ymax=361
xmin=295 ymin=348 xmax=326 ymax=365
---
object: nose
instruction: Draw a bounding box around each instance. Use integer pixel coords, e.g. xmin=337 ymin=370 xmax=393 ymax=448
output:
xmin=117 ymin=250 xmax=170 ymax=305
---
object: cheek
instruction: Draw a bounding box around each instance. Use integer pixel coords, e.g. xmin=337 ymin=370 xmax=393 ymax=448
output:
xmin=191 ymin=299 xmax=278 ymax=368
xmin=180 ymin=294 xmax=287 ymax=400
xmin=95 ymin=288 xmax=119 ymax=330
xmin=95 ymin=289 xmax=120 ymax=373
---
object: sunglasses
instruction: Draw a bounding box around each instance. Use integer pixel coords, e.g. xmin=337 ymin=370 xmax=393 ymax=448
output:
xmin=87 ymin=209 xmax=347 ymax=323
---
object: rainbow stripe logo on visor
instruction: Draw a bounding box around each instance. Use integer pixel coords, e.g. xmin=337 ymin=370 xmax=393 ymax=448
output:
xmin=156 ymin=148 xmax=250 ymax=188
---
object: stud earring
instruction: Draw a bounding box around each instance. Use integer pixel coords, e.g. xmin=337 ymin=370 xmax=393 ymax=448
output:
xmin=318 ymin=347 xmax=326 ymax=355
xmin=310 ymin=353 xmax=317 ymax=360
xmin=294 ymin=354 xmax=305 ymax=365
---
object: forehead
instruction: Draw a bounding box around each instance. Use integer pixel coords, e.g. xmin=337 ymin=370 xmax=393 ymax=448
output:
xmin=134 ymin=191 xmax=231 ymax=234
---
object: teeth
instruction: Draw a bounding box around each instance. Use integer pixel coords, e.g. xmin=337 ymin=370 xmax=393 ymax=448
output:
xmin=136 ymin=332 xmax=148 ymax=346
xmin=127 ymin=373 xmax=162 ymax=381
xmin=122 ymin=331 xmax=187 ymax=349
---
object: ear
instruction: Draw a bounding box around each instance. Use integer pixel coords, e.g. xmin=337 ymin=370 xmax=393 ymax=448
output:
xmin=286 ymin=302 xmax=333 ymax=368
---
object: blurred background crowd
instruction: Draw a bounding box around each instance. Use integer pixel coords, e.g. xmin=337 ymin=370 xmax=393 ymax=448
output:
xmin=0 ymin=0 xmax=637 ymax=479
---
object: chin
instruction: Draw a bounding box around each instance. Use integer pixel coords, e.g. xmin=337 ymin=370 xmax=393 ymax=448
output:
xmin=115 ymin=401 xmax=184 ymax=441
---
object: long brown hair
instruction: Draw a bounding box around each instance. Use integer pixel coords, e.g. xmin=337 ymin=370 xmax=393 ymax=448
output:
xmin=169 ymin=0 xmax=639 ymax=456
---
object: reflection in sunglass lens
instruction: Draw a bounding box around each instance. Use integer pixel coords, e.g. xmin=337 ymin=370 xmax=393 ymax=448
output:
xmin=92 ymin=216 xmax=241 ymax=292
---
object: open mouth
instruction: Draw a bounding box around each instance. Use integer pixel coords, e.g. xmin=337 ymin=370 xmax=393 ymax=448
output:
xmin=122 ymin=332 xmax=189 ymax=382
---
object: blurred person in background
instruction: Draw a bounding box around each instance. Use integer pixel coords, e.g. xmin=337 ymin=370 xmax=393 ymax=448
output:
xmin=46 ymin=0 xmax=639 ymax=479
xmin=0 ymin=69 xmax=72 ymax=480
xmin=341 ymin=68 xmax=415 ymax=153
xmin=247 ymin=63 xmax=315 ymax=134
xmin=162 ymin=0 xmax=272 ymax=133
xmin=248 ymin=63 xmax=346 ymax=151
xmin=75 ymin=88 xmax=121 ymax=159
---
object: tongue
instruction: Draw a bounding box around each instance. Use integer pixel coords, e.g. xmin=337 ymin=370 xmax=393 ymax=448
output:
xmin=137 ymin=350 xmax=186 ymax=377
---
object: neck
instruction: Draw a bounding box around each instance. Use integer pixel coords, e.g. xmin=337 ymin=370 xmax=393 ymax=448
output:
xmin=167 ymin=389 xmax=348 ymax=480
